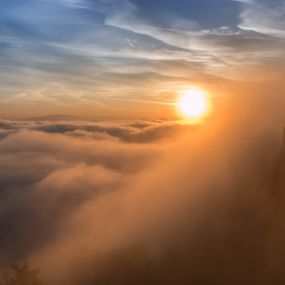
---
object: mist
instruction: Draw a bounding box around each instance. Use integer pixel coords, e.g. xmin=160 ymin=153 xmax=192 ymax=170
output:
xmin=0 ymin=89 xmax=284 ymax=284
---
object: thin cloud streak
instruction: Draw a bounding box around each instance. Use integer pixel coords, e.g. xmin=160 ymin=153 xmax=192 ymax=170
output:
xmin=0 ymin=0 xmax=284 ymax=114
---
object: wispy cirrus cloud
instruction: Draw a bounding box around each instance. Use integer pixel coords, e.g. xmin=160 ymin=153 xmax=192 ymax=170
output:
xmin=0 ymin=0 xmax=284 ymax=115
xmin=237 ymin=0 xmax=285 ymax=37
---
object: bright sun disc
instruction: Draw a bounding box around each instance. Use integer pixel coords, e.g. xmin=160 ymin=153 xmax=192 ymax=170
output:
xmin=178 ymin=88 xmax=209 ymax=119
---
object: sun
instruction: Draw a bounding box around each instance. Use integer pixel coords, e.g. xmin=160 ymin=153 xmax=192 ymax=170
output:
xmin=178 ymin=88 xmax=209 ymax=120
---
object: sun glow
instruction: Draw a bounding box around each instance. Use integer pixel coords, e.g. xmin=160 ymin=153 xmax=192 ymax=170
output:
xmin=178 ymin=88 xmax=209 ymax=120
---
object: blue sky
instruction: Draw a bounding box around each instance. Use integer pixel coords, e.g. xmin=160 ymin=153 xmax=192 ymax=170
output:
xmin=0 ymin=0 xmax=284 ymax=118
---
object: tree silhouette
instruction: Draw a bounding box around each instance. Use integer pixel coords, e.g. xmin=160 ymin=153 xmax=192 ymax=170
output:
xmin=0 ymin=264 xmax=43 ymax=285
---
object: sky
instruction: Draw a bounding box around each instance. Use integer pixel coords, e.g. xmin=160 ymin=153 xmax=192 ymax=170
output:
xmin=2 ymin=2 xmax=285 ymax=284
xmin=0 ymin=0 xmax=285 ymax=118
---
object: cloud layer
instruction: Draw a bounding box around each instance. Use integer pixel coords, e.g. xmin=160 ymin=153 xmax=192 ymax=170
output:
xmin=1 ymin=91 xmax=285 ymax=284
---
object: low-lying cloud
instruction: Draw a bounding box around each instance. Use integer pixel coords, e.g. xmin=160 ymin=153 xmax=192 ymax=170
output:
xmin=0 ymin=119 xmax=196 ymax=143
xmin=1 ymin=93 xmax=285 ymax=284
